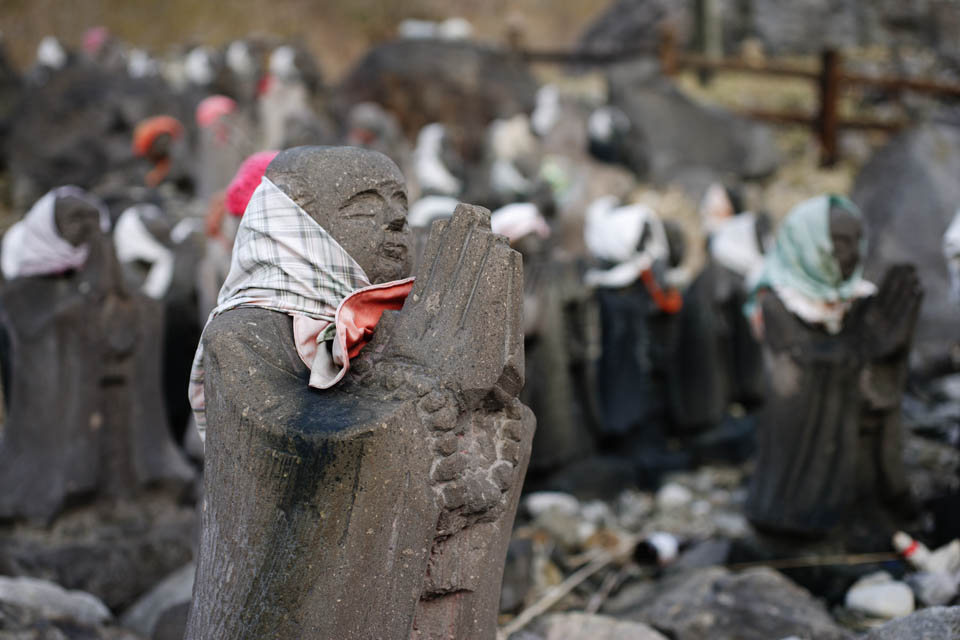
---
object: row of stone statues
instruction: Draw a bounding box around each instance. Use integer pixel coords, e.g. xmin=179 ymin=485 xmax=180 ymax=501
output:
xmin=0 ymin=145 xmax=926 ymax=638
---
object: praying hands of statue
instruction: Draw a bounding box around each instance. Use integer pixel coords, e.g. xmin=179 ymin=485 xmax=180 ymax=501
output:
xmin=860 ymin=264 xmax=923 ymax=361
xmin=351 ymin=204 xmax=530 ymax=533
xmin=361 ymin=203 xmax=524 ymax=400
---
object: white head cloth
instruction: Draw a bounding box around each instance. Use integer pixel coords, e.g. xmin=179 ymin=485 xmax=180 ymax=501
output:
xmin=584 ymin=196 xmax=669 ymax=288
xmin=1 ymin=186 xmax=110 ymax=280
xmin=490 ymin=203 xmax=551 ymax=244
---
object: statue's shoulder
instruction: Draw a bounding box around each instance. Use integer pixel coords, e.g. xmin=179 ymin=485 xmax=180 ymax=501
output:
xmin=203 ymin=307 xmax=302 ymax=372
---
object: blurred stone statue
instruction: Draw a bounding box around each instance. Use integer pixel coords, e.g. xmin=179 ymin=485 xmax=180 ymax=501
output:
xmin=745 ymin=195 xmax=922 ymax=535
xmin=0 ymin=187 xmax=193 ymax=522
xmin=185 ymin=147 xmax=534 ymax=639
xmin=669 ymin=185 xmax=770 ymax=436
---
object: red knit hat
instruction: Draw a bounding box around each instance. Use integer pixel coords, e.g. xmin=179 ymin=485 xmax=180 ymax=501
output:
xmin=226 ymin=150 xmax=280 ymax=216
xmin=132 ymin=116 xmax=184 ymax=156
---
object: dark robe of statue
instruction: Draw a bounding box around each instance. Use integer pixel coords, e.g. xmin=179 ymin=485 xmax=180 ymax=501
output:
xmin=0 ymin=196 xmax=193 ymax=522
xmin=669 ymin=215 xmax=768 ymax=434
xmin=592 ymin=221 xmax=684 ymax=446
xmin=518 ymin=236 xmax=598 ymax=475
xmin=746 ymin=200 xmax=921 ymax=536
xmin=186 ymin=147 xmax=534 ymax=640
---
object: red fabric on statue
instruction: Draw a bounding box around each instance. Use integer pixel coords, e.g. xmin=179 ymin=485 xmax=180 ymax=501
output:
xmin=337 ymin=278 xmax=415 ymax=360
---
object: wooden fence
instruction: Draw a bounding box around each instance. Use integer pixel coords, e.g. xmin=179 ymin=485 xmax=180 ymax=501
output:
xmin=519 ymin=30 xmax=960 ymax=166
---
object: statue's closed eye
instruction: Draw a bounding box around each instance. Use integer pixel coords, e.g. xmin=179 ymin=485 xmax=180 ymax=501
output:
xmin=340 ymin=190 xmax=384 ymax=217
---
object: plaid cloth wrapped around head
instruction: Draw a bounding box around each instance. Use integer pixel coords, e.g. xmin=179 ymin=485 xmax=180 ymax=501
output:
xmin=188 ymin=176 xmax=413 ymax=440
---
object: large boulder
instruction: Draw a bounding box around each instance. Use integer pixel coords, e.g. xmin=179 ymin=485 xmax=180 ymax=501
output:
xmin=524 ymin=612 xmax=668 ymax=640
xmin=0 ymin=576 xmax=144 ymax=639
xmin=626 ymin=567 xmax=852 ymax=640
xmin=0 ymin=496 xmax=196 ymax=612
xmin=851 ymin=122 xmax=960 ymax=372
xmin=0 ymin=576 xmax=111 ymax=627
xmin=338 ymin=39 xmax=537 ymax=160
xmin=862 ymin=606 xmax=960 ymax=640
xmin=606 ymin=66 xmax=780 ymax=183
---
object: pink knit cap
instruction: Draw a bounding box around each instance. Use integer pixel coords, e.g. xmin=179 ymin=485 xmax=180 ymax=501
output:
xmin=83 ymin=27 xmax=109 ymax=55
xmin=196 ymin=95 xmax=237 ymax=128
xmin=226 ymin=151 xmax=280 ymax=216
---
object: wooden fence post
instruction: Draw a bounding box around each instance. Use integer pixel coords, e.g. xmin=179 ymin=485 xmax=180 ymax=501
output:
xmin=658 ymin=25 xmax=678 ymax=76
xmin=817 ymin=49 xmax=841 ymax=166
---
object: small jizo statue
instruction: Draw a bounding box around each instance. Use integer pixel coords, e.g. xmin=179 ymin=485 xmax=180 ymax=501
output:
xmin=745 ymin=195 xmax=922 ymax=536
xmin=186 ymin=147 xmax=534 ymax=640
xmin=0 ymin=187 xmax=193 ymax=522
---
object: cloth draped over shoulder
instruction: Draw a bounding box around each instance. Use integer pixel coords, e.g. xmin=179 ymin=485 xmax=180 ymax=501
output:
xmin=1 ymin=186 xmax=111 ymax=280
xmin=188 ymin=176 xmax=413 ymax=440
xmin=747 ymin=194 xmax=875 ymax=334
xmin=583 ymin=196 xmax=670 ymax=289
xmin=113 ymin=204 xmax=176 ymax=300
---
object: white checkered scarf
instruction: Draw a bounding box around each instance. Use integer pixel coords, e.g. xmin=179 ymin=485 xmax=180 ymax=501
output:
xmin=189 ymin=176 xmax=371 ymax=436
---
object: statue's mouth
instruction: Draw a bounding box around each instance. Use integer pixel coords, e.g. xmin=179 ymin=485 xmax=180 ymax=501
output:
xmin=380 ymin=241 xmax=407 ymax=263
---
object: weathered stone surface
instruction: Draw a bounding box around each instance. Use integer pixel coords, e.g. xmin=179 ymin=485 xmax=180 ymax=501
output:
xmin=0 ymin=224 xmax=195 ymax=522
xmin=628 ymin=567 xmax=852 ymax=640
xmin=852 ymin=123 xmax=960 ymax=372
xmin=338 ymin=39 xmax=537 ymax=160
xmin=186 ymin=147 xmax=534 ymax=640
xmin=528 ymin=612 xmax=668 ymax=640
xmin=606 ymin=70 xmax=780 ymax=183
xmin=861 ymin=606 xmax=960 ymax=640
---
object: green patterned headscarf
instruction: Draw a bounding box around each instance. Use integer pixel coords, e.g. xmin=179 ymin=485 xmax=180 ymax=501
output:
xmin=747 ymin=194 xmax=870 ymax=316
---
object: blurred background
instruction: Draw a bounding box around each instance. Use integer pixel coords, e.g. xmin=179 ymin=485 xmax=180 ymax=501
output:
xmin=0 ymin=1 xmax=958 ymax=639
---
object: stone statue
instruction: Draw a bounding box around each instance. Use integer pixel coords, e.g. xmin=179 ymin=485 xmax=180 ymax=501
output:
xmin=185 ymin=146 xmax=534 ymax=640
xmin=0 ymin=189 xmax=194 ymax=522
xmin=745 ymin=195 xmax=922 ymax=536
xmin=669 ymin=211 xmax=770 ymax=435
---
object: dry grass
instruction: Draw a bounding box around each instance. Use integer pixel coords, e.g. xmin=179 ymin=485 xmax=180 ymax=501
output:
xmin=0 ymin=0 xmax=608 ymax=79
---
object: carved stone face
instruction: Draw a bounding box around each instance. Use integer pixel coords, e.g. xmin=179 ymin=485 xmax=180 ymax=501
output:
xmin=828 ymin=204 xmax=862 ymax=281
xmin=265 ymin=146 xmax=411 ymax=283
xmin=54 ymin=196 xmax=102 ymax=247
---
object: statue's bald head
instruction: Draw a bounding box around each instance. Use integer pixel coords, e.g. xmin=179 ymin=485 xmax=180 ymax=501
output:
xmin=265 ymin=146 xmax=411 ymax=283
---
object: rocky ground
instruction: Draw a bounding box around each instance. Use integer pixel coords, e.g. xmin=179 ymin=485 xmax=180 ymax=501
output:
xmin=494 ymin=373 xmax=960 ymax=639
